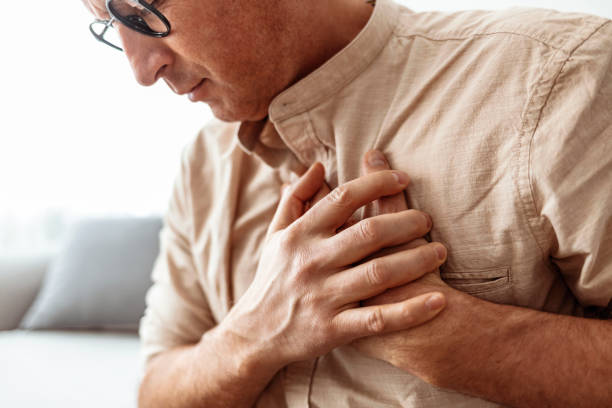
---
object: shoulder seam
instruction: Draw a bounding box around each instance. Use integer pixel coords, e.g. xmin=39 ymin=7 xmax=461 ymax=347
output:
xmin=393 ymin=9 xmax=610 ymax=53
xmin=517 ymin=19 xmax=611 ymax=259
xmin=393 ymin=30 xmax=562 ymax=51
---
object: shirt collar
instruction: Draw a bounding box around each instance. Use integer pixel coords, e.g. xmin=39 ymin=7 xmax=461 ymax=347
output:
xmin=237 ymin=0 xmax=400 ymax=153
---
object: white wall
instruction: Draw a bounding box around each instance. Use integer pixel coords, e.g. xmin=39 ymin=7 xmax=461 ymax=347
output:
xmin=1 ymin=2 xmax=212 ymax=253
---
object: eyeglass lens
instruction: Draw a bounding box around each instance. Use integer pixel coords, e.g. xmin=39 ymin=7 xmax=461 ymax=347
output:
xmin=108 ymin=0 xmax=167 ymax=33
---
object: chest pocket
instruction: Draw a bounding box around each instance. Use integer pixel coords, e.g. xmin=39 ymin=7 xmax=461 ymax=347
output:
xmin=441 ymin=267 xmax=515 ymax=304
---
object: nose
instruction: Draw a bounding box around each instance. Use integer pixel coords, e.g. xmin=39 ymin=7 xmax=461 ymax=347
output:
xmin=117 ymin=25 xmax=173 ymax=86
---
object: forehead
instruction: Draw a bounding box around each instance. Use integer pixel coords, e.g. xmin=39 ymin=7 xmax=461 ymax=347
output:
xmin=81 ymin=0 xmax=109 ymax=19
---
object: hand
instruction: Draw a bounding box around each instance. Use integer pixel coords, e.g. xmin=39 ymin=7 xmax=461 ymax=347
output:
xmin=350 ymin=150 xmax=459 ymax=382
xmin=356 ymin=149 xmax=449 ymax=284
xmin=222 ymin=162 xmax=448 ymax=372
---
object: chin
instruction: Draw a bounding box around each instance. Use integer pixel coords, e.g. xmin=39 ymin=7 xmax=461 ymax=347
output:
xmin=208 ymin=98 xmax=269 ymax=123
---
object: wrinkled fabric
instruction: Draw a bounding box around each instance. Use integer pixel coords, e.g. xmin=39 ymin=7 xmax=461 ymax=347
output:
xmin=140 ymin=0 xmax=612 ymax=406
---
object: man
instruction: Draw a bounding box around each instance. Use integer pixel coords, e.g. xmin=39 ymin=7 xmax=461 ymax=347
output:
xmin=83 ymin=0 xmax=612 ymax=407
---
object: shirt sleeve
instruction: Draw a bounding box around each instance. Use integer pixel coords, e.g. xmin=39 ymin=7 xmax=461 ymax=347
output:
xmin=139 ymin=144 xmax=217 ymax=366
xmin=530 ymin=20 xmax=612 ymax=315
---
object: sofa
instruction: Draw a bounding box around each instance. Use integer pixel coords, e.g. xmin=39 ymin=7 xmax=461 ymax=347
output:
xmin=0 ymin=216 xmax=162 ymax=407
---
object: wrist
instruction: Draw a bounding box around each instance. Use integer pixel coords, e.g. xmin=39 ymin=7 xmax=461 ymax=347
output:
xmin=205 ymin=317 xmax=284 ymax=381
xmin=428 ymin=292 xmax=528 ymax=388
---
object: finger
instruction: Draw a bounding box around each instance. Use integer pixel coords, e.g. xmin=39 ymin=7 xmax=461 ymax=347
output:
xmin=332 ymin=292 xmax=446 ymax=341
xmin=323 ymin=209 xmax=433 ymax=266
xmin=358 ymin=238 xmax=429 ymax=265
xmin=268 ymin=162 xmax=325 ymax=233
xmin=303 ymin=170 xmax=410 ymax=233
xmin=361 ymin=268 xmax=445 ymax=307
xmin=362 ymin=150 xmax=409 ymax=215
xmin=305 ymin=182 xmax=331 ymax=212
xmin=325 ymin=242 xmax=446 ymax=303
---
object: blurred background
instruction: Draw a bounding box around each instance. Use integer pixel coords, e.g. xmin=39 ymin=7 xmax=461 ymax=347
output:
xmin=0 ymin=1 xmax=611 ymax=406
xmin=1 ymin=0 xmax=611 ymax=258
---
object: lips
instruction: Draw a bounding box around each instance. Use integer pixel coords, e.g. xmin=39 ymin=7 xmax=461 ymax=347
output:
xmin=188 ymin=79 xmax=207 ymax=102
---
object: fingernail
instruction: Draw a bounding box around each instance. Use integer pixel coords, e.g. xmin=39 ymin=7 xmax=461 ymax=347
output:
xmin=392 ymin=171 xmax=409 ymax=185
xmin=422 ymin=213 xmax=432 ymax=230
xmin=434 ymin=244 xmax=447 ymax=261
xmin=426 ymin=294 xmax=445 ymax=311
xmin=368 ymin=150 xmax=387 ymax=168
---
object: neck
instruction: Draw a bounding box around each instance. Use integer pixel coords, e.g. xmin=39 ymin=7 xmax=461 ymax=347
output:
xmin=286 ymin=0 xmax=375 ymax=86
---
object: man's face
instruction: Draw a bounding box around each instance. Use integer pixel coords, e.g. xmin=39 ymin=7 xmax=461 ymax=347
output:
xmin=83 ymin=0 xmax=296 ymax=122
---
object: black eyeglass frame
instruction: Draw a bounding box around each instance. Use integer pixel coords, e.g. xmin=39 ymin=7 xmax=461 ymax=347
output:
xmin=89 ymin=0 xmax=171 ymax=52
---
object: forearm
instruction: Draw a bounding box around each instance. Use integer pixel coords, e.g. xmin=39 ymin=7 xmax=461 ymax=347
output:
xmin=138 ymin=322 xmax=280 ymax=408
xmin=436 ymin=295 xmax=612 ymax=407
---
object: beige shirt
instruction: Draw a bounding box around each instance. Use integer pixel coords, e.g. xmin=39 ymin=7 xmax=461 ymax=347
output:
xmin=140 ymin=0 xmax=612 ymax=406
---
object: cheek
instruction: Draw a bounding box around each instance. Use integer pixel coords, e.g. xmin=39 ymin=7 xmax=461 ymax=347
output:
xmin=164 ymin=2 xmax=276 ymax=73
xmin=167 ymin=24 xmax=236 ymax=72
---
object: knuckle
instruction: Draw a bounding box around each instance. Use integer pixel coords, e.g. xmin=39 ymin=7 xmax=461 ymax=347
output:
xmin=293 ymin=247 xmax=320 ymax=276
xmin=401 ymin=304 xmax=418 ymax=327
xmin=278 ymin=228 xmax=299 ymax=252
xmin=417 ymin=210 xmax=431 ymax=231
xmin=300 ymin=291 xmax=321 ymax=311
xmin=358 ymin=218 xmax=379 ymax=241
xmin=413 ymin=247 xmax=428 ymax=269
xmin=327 ymin=317 xmax=347 ymax=343
xmin=278 ymin=230 xmax=321 ymax=277
xmin=406 ymin=210 xmax=429 ymax=233
xmin=309 ymin=315 xmax=332 ymax=345
xmin=365 ymin=259 xmax=387 ymax=287
xmin=366 ymin=308 xmax=386 ymax=334
xmin=416 ymin=245 xmax=438 ymax=269
xmin=328 ymin=185 xmax=353 ymax=207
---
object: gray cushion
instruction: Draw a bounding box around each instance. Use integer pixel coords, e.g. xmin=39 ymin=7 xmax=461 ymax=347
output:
xmin=0 ymin=255 xmax=50 ymax=330
xmin=21 ymin=216 xmax=162 ymax=331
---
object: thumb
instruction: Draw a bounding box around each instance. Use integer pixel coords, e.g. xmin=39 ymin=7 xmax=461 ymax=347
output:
xmin=305 ymin=181 xmax=332 ymax=212
xmin=268 ymin=162 xmax=325 ymax=233
xmin=362 ymin=150 xmax=409 ymax=215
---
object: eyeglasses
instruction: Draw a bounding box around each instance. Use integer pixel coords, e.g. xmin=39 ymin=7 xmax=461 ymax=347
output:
xmin=89 ymin=0 xmax=171 ymax=52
